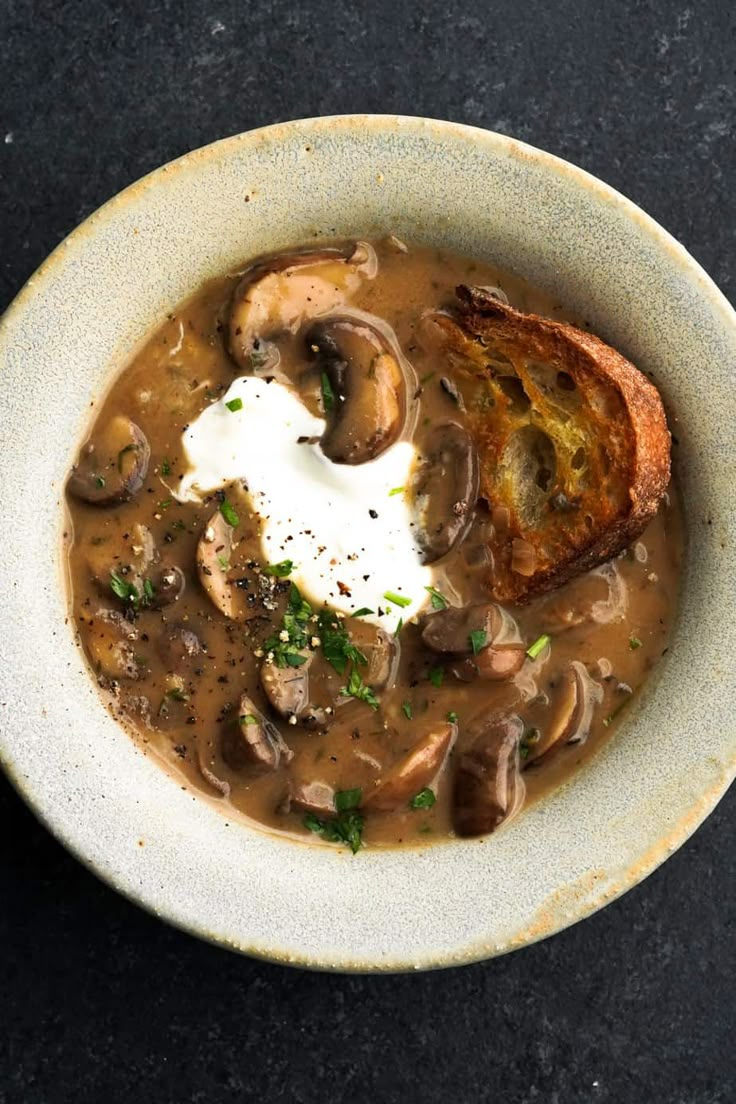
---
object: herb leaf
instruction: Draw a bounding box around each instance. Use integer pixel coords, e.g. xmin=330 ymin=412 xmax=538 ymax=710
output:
xmin=341 ymin=668 xmax=379 ymax=710
xmin=166 ymin=687 xmax=188 ymax=702
xmin=425 ymin=585 xmax=448 ymax=610
xmin=263 ymin=559 xmax=294 ymax=578
xmin=402 ymin=700 xmax=413 ymax=720
xmin=429 ymin=666 xmax=444 ymax=688
xmin=304 ymin=810 xmax=364 ymax=854
xmin=447 ymin=710 xmax=458 ymax=723
xmin=526 ymin=633 xmax=551 ymax=660
xmin=321 ymin=372 xmax=335 ymax=412
xmin=318 ymin=609 xmax=367 ymax=675
xmin=161 ymin=458 xmax=171 ymax=476
xmin=629 ymin=635 xmax=643 ymax=650
xmin=263 ymin=583 xmax=313 ymax=668
xmin=334 ymin=788 xmax=362 ymax=813
xmin=410 ymin=788 xmax=436 ymax=810
xmin=469 ymin=629 xmax=487 ymax=656
xmin=351 ymin=607 xmax=374 ymax=618
xmin=383 ymin=590 xmax=411 ymax=609
xmin=220 ymin=500 xmax=239 ymax=527
xmin=225 ymin=397 xmax=244 ymax=413
xmin=239 ymin=713 xmax=258 ymax=725
xmin=388 ymin=486 xmax=405 ymax=497
xmin=110 ymin=570 xmax=138 ymax=605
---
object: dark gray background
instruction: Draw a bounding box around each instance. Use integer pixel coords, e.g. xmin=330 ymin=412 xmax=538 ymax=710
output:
xmin=1 ymin=1 xmax=734 ymax=1101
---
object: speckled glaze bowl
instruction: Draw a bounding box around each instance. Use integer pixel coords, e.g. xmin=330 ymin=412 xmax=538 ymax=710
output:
xmin=1 ymin=116 xmax=734 ymax=971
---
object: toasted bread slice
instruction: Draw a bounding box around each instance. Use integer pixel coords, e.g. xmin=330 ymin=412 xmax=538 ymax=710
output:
xmin=426 ymin=286 xmax=671 ymax=603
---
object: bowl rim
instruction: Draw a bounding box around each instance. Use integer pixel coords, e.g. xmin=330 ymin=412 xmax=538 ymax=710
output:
xmin=1 ymin=114 xmax=734 ymax=972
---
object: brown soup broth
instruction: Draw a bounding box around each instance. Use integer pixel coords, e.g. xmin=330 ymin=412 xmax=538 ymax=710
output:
xmin=65 ymin=238 xmax=682 ymax=849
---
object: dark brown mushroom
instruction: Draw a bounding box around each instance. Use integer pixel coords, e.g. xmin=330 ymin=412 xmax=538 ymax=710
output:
xmin=362 ymin=722 xmax=456 ymax=812
xmin=259 ymin=654 xmax=329 ymax=727
xmin=68 ymin=415 xmax=150 ymax=505
xmin=222 ymin=693 xmax=293 ymax=773
xmin=453 ymin=715 xmax=525 ymax=836
xmin=228 ymin=242 xmax=374 ymax=372
xmin=87 ymin=523 xmax=184 ymax=610
xmin=533 ymin=562 xmax=627 ymax=634
xmin=345 ymin=619 xmax=397 ymax=690
xmin=196 ymin=509 xmax=242 ymax=619
xmin=411 ymin=423 xmax=479 ymax=562
xmin=449 ymin=644 xmax=526 ymax=683
xmin=147 ymin=563 xmax=185 ymax=608
xmin=85 ymin=609 xmax=142 ymax=681
xmin=525 ymin=661 xmax=604 ymax=762
xmin=422 ymin=602 xmax=503 ymax=654
xmin=307 ymin=314 xmax=407 ymax=464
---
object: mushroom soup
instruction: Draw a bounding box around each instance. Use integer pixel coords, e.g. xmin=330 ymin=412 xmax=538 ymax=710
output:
xmin=65 ymin=239 xmax=682 ymax=851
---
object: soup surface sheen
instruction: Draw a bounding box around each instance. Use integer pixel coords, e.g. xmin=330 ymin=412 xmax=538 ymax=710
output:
xmin=65 ymin=239 xmax=681 ymax=851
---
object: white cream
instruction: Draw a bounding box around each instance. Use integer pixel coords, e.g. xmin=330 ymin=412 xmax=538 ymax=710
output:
xmin=177 ymin=377 xmax=432 ymax=627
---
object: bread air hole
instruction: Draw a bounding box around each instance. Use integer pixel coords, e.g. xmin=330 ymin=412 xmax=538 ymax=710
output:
xmin=503 ymin=426 xmax=557 ymax=525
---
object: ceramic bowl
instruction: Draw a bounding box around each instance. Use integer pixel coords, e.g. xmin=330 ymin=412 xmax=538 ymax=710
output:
xmin=1 ymin=116 xmax=734 ymax=972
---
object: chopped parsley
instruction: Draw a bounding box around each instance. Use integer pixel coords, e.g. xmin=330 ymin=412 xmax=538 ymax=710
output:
xmin=526 ymin=633 xmax=551 ymax=661
xmin=158 ymin=498 xmax=172 ymax=510
xmin=469 ymin=629 xmax=487 ymax=656
xmin=142 ymin=578 xmax=155 ymax=606
xmin=429 ymin=666 xmax=444 ymax=688
xmin=341 ymin=668 xmax=379 ymax=710
xmin=321 ymin=372 xmax=335 ymax=412
xmin=334 ymin=788 xmax=362 ymax=812
xmin=239 ymin=713 xmax=258 ymax=725
xmin=263 ymin=583 xmax=313 ymax=668
xmin=94 ymin=475 xmax=106 ymax=488
xmin=225 ymin=397 xmax=244 ymax=413
xmin=217 ymin=554 xmax=229 ymax=571
xmin=402 ymin=700 xmax=413 ymax=720
xmin=388 ymin=486 xmax=405 ymax=497
xmin=318 ymin=609 xmax=367 ymax=675
xmin=161 ymin=458 xmax=171 ymax=476
xmin=166 ymin=687 xmax=188 ymax=702
xmin=425 ymin=585 xmax=449 ymax=610
xmin=383 ymin=590 xmax=411 ymax=609
xmin=395 ymin=617 xmax=404 ymax=635
xmin=219 ymin=500 xmax=239 ymax=527
xmin=447 ymin=710 xmax=458 ymax=723
xmin=303 ymin=810 xmax=364 ymax=854
xmin=351 ymin=607 xmax=374 ymax=618
xmin=410 ymin=788 xmax=436 ymax=810
xmin=263 ymin=559 xmax=294 ymax=578
xmin=629 ymin=635 xmax=643 ymax=650
xmin=110 ymin=570 xmax=138 ymax=605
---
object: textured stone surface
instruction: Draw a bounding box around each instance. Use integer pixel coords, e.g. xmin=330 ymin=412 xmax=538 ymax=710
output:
xmin=1 ymin=0 xmax=734 ymax=1101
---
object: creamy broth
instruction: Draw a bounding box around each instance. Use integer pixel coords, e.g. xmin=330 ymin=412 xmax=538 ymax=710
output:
xmin=65 ymin=239 xmax=681 ymax=850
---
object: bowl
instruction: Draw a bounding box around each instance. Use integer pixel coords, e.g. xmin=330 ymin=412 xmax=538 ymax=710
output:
xmin=0 ymin=115 xmax=734 ymax=972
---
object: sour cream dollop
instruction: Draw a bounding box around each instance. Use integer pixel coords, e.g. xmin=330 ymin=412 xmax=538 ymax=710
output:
xmin=177 ymin=377 xmax=432 ymax=626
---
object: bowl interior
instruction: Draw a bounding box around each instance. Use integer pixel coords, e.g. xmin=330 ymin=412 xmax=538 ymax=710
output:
xmin=0 ymin=116 xmax=734 ymax=971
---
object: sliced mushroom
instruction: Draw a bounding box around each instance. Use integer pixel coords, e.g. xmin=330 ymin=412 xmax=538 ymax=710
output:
xmin=412 ymin=423 xmax=479 ymax=562
xmin=307 ymin=315 xmax=407 ymax=464
xmin=260 ymin=653 xmax=330 ymax=728
xmin=525 ymin=661 xmax=604 ymax=762
xmin=449 ymin=644 xmax=526 ymax=683
xmin=157 ymin=623 xmax=203 ymax=669
xmin=346 ymin=619 xmax=397 ymax=690
xmin=87 ymin=523 xmax=183 ymax=609
xmin=229 ymin=242 xmax=375 ymax=372
xmin=222 ymin=693 xmax=293 ymax=773
xmin=534 ymin=562 xmax=628 ymax=633
xmin=68 ymin=415 xmax=150 ymax=505
xmin=422 ymin=602 xmax=503 ymax=655
xmin=196 ymin=509 xmax=242 ymax=619
xmin=362 ymin=722 xmax=456 ymax=812
xmin=147 ymin=563 xmax=185 ymax=608
xmin=288 ymin=779 xmax=336 ymax=817
xmin=453 ymin=715 xmax=525 ymax=836
xmin=85 ymin=608 xmax=142 ymax=680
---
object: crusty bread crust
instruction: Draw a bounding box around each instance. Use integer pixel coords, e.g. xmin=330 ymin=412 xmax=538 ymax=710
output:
xmin=445 ymin=286 xmax=671 ymax=602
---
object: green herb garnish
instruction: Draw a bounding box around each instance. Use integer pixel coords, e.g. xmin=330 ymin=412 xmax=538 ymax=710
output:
xmin=159 ymin=498 xmax=172 ymax=510
xmin=321 ymin=372 xmax=335 ymax=412
xmin=263 ymin=559 xmax=294 ymax=578
xmin=110 ymin=570 xmax=138 ymax=605
xmin=383 ymin=590 xmax=411 ymax=609
xmin=519 ymin=727 xmax=541 ymax=760
xmin=219 ymin=500 xmax=239 ymax=527
xmin=166 ymin=687 xmax=188 ymax=702
xmin=225 ymin=397 xmax=244 ymax=413
xmin=425 ymin=585 xmax=449 ymax=611
xmin=161 ymin=458 xmax=171 ymax=476
xmin=526 ymin=633 xmax=551 ymax=661
xmin=303 ymin=810 xmax=364 ymax=854
xmin=341 ymin=668 xmax=379 ymax=710
xmin=263 ymin=583 xmax=312 ymax=668
xmin=334 ymin=788 xmax=362 ymax=813
xmin=142 ymin=578 xmax=155 ymax=606
xmin=629 ymin=636 xmax=643 ymax=650
xmin=402 ymin=700 xmax=413 ymax=720
xmin=388 ymin=486 xmax=405 ymax=497
xmin=395 ymin=617 xmax=404 ymax=635
xmin=429 ymin=666 xmax=444 ymax=688
xmin=469 ymin=629 xmax=487 ymax=656
xmin=318 ymin=609 xmax=367 ymax=675
xmin=217 ymin=554 xmax=229 ymax=571
xmin=94 ymin=475 xmax=106 ymax=488
xmin=351 ymin=607 xmax=374 ymax=618
xmin=447 ymin=711 xmax=458 ymax=724
xmin=239 ymin=713 xmax=258 ymax=725
xmin=410 ymin=788 xmax=436 ymax=810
